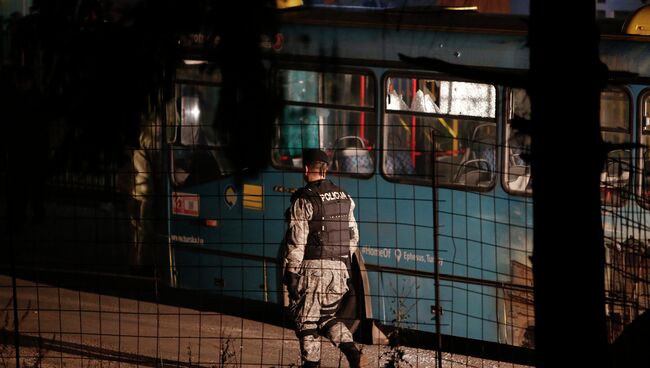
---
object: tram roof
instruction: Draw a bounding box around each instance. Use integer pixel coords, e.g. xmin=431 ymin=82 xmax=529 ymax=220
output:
xmin=276 ymin=5 xmax=630 ymax=38
xmin=180 ymin=6 xmax=650 ymax=82
xmin=273 ymin=6 xmax=650 ymax=81
xmin=279 ymin=6 xmax=527 ymax=34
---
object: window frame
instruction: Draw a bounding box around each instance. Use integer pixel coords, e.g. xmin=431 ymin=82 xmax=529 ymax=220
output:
xmin=169 ymin=64 xmax=234 ymax=187
xmin=270 ymin=64 xmax=378 ymax=179
xmin=171 ymin=65 xmax=223 ymax=147
xmin=380 ymin=71 xmax=498 ymax=191
xmin=600 ymin=85 xmax=633 ymax=208
xmin=501 ymin=85 xmax=633 ymax=199
xmin=637 ymin=87 xmax=650 ymax=209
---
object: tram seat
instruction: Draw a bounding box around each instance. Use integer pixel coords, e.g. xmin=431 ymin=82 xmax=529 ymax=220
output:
xmin=453 ymin=158 xmax=492 ymax=187
xmin=385 ymin=150 xmax=415 ymax=176
xmin=333 ymin=136 xmax=374 ymax=175
xmin=470 ymin=123 xmax=497 ymax=174
xmin=454 ymin=123 xmax=496 ymax=186
xmin=601 ymin=150 xmax=630 ymax=187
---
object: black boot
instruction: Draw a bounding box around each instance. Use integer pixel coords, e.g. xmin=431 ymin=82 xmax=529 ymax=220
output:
xmin=302 ymin=360 xmax=320 ymax=368
xmin=340 ymin=342 xmax=361 ymax=368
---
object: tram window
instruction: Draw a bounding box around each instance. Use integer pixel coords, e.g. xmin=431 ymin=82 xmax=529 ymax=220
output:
xmin=504 ymin=88 xmax=532 ymax=194
xmin=600 ymin=87 xmax=631 ymax=207
xmin=383 ymin=76 xmax=497 ymax=188
xmin=171 ymin=80 xmax=233 ymax=187
xmin=272 ymin=69 xmax=376 ymax=176
xmin=179 ymin=85 xmax=219 ymax=146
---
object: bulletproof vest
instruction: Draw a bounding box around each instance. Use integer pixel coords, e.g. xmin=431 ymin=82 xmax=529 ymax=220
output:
xmin=295 ymin=180 xmax=352 ymax=260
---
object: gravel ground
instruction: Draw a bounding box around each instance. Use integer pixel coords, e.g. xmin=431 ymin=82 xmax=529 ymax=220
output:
xmin=0 ymin=275 xmax=530 ymax=368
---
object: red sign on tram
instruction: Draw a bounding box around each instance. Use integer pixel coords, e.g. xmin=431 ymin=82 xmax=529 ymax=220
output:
xmin=172 ymin=192 xmax=200 ymax=217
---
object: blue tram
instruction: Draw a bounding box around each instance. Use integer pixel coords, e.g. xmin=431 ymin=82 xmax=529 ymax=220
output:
xmin=161 ymin=4 xmax=650 ymax=363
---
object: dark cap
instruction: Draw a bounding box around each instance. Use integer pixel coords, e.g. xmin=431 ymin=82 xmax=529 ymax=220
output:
xmin=303 ymin=149 xmax=329 ymax=166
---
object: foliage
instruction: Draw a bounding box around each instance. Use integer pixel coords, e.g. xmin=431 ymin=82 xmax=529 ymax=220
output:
xmin=381 ymin=277 xmax=416 ymax=368
xmin=1 ymin=0 xmax=278 ymax=182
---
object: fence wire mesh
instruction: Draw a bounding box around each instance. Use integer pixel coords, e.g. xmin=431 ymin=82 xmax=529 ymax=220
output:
xmin=0 ymin=133 xmax=648 ymax=368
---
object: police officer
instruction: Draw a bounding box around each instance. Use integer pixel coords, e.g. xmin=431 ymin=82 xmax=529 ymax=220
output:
xmin=283 ymin=149 xmax=367 ymax=368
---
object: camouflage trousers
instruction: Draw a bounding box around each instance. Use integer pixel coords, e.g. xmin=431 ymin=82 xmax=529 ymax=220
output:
xmin=291 ymin=259 xmax=354 ymax=363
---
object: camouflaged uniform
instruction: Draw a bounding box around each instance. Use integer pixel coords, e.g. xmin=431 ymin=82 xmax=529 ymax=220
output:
xmin=284 ymin=179 xmax=359 ymax=366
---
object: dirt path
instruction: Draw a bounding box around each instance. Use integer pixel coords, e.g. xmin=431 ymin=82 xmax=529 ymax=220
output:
xmin=0 ymin=275 xmax=527 ymax=367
